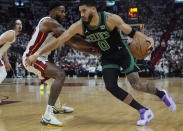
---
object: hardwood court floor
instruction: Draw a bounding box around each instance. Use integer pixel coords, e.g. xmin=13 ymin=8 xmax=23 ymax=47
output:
xmin=0 ymin=77 xmax=183 ymax=131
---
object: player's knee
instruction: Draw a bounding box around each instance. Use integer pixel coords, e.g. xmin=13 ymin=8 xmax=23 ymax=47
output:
xmin=105 ymin=82 xmax=128 ymax=101
xmin=105 ymin=82 xmax=117 ymax=92
xmin=129 ymin=79 xmax=141 ymax=90
xmin=127 ymin=76 xmax=139 ymax=90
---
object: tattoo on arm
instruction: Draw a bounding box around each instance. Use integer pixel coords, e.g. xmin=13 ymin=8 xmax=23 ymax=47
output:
xmin=106 ymin=12 xmax=114 ymax=20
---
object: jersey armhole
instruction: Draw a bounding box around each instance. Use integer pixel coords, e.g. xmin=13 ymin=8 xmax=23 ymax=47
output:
xmin=104 ymin=11 xmax=112 ymax=32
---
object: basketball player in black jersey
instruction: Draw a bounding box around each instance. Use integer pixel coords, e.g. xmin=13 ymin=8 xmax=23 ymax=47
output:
xmin=26 ymin=0 xmax=176 ymax=126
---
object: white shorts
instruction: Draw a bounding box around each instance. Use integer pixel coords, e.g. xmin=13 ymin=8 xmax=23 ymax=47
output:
xmin=0 ymin=59 xmax=7 ymax=84
xmin=22 ymin=56 xmax=54 ymax=85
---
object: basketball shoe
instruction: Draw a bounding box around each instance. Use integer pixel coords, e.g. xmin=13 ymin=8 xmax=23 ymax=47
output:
xmin=41 ymin=105 xmax=63 ymax=127
xmin=161 ymin=89 xmax=176 ymax=112
xmin=137 ymin=108 xmax=154 ymax=126
xmin=53 ymin=104 xmax=74 ymax=114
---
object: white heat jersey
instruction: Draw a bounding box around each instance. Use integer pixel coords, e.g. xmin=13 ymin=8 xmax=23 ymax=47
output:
xmin=0 ymin=30 xmax=16 ymax=59
xmin=23 ymin=17 xmax=56 ymax=61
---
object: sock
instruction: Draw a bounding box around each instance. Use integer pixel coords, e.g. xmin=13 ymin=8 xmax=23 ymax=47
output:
xmin=155 ymin=89 xmax=165 ymax=99
xmin=130 ymin=99 xmax=147 ymax=111
xmin=44 ymin=104 xmax=54 ymax=116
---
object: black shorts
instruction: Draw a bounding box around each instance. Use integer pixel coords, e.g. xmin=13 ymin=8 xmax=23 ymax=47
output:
xmin=101 ymin=40 xmax=140 ymax=75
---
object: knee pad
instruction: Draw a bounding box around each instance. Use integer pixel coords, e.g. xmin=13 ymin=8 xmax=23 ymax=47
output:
xmin=105 ymin=83 xmax=128 ymax=101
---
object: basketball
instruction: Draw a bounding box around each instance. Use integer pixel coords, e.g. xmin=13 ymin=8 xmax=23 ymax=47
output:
xmin=129 ymin=38 xmax=153 ymax=59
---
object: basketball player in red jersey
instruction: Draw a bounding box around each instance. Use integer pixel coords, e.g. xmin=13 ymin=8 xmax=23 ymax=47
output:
xmin=0 ymin=19 xmax=22 ymax=103
xmin=22 ymin=3 xmax=98 ymax=126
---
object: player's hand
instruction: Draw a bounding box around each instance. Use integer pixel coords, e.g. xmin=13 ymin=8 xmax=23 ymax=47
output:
xmin=146 ymin=37 xmax=154 ymax=54
xmin=5 ymin=62 xmax=11 ymax=71
xmin=91 ymin=48 xmax=100 ymax=56
xmin=25 ymin=53 xmax=39 ymax=67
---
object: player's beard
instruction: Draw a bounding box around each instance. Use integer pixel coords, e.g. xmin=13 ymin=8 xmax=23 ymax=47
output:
xmin=55 ymin=15 xmax=63 ymax=24
xmin=82 ymin=12 xmax=93 ymax=25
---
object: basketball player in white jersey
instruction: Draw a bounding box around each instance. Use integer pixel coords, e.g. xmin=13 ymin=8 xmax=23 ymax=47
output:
xmin=0 ymin=19 xmax=22 ymax=103
xmin=23 ymin=3 xmax=99 ymax=127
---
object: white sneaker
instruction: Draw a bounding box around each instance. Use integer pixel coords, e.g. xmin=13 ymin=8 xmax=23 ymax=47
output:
xmin=137 ymin=108 xmax=154 ymax=126
xmin=161 ymin=89 xmax=176 ymax=112
xmin=0 ymin=99 xmax=2 ymax=104
xmin=41 ymin=113 xmax=63 ymax=127
xmin=53 ymin=105 xmax=74 ymax=114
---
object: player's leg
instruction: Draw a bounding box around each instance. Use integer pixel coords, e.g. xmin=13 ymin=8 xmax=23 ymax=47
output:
xmin=0 ymin=60 xmax=8 ymax=104
xmin=122 ymin=40 xmax=176 ymax=112
xmin=40 ymin=62 xmax=65 ymax=126
xmin=0 ymin=60 xmax=7 ymax=84
xmin=102 ymin=68 xmax=154 ymax=126
xmin=127 ymin=72 xmax=176 ymax=112
xmin=22 ymin=58 xmax=63 ymax=126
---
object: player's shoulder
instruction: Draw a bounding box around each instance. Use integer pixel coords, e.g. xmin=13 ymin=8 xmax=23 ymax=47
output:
xmin=104 ymin=11 xmax=122 ymax=24
xmin=41 ymin=17 xmax=58 ymax=25
xmin=3 ymin=30 xmax=15 ymax=42
xmin=105 ymin=11 xmax=119 ymax=20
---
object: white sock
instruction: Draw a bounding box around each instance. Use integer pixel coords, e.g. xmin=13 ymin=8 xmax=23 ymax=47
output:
xmin=44 ymin=104 xmax=54 ymax=116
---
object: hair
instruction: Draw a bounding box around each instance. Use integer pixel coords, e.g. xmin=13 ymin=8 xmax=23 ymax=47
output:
xmin=79 ymin=0 xmax=97 ymax=7
xmin=48 ymin=1 xmax=62 ymax=13
xmin=8 ymin=19 xmax=22 ymax=30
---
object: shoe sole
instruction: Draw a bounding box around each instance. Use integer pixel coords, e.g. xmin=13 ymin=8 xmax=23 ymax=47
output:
xmin=40 ymin=120 xmax=63 ymax=127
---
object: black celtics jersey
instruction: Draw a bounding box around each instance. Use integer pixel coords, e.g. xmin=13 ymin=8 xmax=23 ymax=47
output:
xmin=82 ymin=11 xmax=123 ymax=55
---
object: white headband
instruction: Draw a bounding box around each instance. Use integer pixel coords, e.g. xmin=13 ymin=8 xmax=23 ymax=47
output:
xmin=15 ymin=20 xmax=22 ymax=24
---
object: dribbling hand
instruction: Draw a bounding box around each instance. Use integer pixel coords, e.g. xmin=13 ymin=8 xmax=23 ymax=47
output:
xmin=146 ymin=37 xmax=154 ymax=54
xmin=25 ymin=53 xmax=39 ymax=67
xmin=5 ymin=62 xmax=11 ymax=71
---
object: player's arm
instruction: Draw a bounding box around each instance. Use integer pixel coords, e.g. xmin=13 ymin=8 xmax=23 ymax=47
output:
xmin=0 ymin=31 xmax=14 ymax=71
xmin=0 ymin=31 xmax=14 ymax=46
xmin=43 ymin=19 xmax=100 ymax=55
xmin=25 ymin=21 xmax=81 ymax=66
xmin=67 ymin=35 xmax=100 ymax=56
xmin=3 ymin=52 xmax=11 ymax=71
xmin=42 ymin=18 xmax=65 ymax=37
xmin=106 ymin=12 xmax=154 ymax=50
xmin=40 ymin=20 xmax=100 ymax=56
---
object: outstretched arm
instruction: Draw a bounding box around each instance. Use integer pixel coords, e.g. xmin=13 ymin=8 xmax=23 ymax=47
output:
xmin=67 ymin=36 xmax=100 ymax=56
xmin=43 ymin=19 xmax=100 ymax=56
xmin=40 ymin=18 xmax=99 ymax=55
xmin=25 ymin=21 xmax=82 ymax=66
